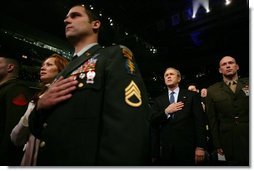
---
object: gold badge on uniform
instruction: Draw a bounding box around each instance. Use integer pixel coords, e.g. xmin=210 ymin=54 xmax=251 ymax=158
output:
xmin=125 ymin=80 xmax=142 ymax=107
xmin=126 ymin=59 xmax=135 ymax=75
xmin=121 ymin=45 xmax=136 ymax=75
xmin=121 ymin=46 xmax=133 ymax=60
xmin=85 ymin=52 xmax=91 ymax=57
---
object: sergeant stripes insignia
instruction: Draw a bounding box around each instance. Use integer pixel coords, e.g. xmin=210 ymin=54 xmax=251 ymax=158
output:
xmin=125 ymin=80 xmax=142 ymax=107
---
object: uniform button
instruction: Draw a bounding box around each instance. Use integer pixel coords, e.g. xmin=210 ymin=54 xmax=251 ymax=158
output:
xmin=40 ymin=141 xmax=46 ymax=148
xmin=43 ymin=123 xmax=47 ymax=128
xmin=234 ymin=116 xmax=240 ymax=125
xmin=78 ymin=82 xmax=84 ymax=87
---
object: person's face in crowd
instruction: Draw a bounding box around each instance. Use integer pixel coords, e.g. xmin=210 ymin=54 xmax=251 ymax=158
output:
xmin=40 ymin=57 xmax=59 ymax=84
xmin=0 ymin=57 xmax=8 ymax=80
xmin=64 ymin=5 xmax=100 ymax=41
xmin=0 ymin=57 xmax=13 ymax=81
xmin=188 ymin=85 xmax=199 ymax=92
xmin=219 ymin=56 xmax=239 ymax=77
xmin=164 ymin=68 xmax=181 ymax=89
xmin=200 ymin=88 xmax=207 ymax=98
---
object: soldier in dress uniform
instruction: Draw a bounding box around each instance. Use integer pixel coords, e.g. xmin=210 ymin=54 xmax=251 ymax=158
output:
xmin=0 ymin=47 xmax=32 ymax=165
xmin=206 ymin=56 xmax=249 ymax=165
xmin=29 ymin=3 xmax=151 ymax=166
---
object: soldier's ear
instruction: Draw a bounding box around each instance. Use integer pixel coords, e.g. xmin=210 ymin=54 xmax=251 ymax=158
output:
xmin=236 ymin=64 xmax=239 ymax=71
xmin=219 ymin=68 xmax=222 ymax=74
xmin=7 ymin=64 xmax=14 ymax=73
xmin=92 ymin=20 xmax=101 ymax=30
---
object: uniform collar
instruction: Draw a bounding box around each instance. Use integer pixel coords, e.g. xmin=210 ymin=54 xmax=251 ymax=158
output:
xmin=73 ymin=43 xmax=99 ymax=57
xmin=224 ymin=78 xmax=238 ymax=85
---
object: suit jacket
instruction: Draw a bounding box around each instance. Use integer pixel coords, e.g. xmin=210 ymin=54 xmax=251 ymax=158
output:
xmin=206 ymin=78 xmax=249 ymax=163
xmin=151 ymin=88 xmax=206 ymax=164
xmin=29 ymin=45 xmax=151 ymax=166
xmin=0 ymin=79 xmax=32 ymax=165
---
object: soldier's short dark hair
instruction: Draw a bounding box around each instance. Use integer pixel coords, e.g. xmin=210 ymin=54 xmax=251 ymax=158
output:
xmin=69 ymin=1 xmax=100 ymax=22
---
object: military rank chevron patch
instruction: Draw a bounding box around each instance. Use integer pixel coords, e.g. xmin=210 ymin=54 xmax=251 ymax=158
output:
xmin=125 ymin=80 xmax=142 ymax=107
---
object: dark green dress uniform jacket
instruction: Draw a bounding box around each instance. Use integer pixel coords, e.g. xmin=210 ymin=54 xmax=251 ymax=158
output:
xmin=29 ymin=45 xmax=151 ymax=166
xmin=151 ymin=89 xmax=206 ymax=165
xmin=206 ymin=78 xmax=249 ymax=164
xmin=0 ymin=79 xmax=32 ymax=165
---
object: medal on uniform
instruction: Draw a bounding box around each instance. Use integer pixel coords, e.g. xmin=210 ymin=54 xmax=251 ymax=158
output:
xmin=86 ymin=69 xmax=96 ymax=84
xmin=242 ymin=85 xmax=249 ymax=96
xmin=85 ymin=56 xmax=98 ymax=84
xmin=79 ymin=72 xmax=86 ymax=79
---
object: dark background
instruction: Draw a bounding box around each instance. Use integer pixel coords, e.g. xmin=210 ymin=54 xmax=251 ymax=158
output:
xmin=0 ymin=0 xmax=249 ymax=98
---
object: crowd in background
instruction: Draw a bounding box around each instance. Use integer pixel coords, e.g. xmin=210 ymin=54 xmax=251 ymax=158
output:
xmin=0 ymin=3 xmax=249 ymax=167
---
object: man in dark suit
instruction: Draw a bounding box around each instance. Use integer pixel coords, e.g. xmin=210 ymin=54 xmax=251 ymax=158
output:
xmin=206 ymin=56 xmax=249 ymax=165
xmin=28 ymin=3 xmax=151 ymax=166
xmin=151 ymin=67 xmax=206 ymax=165
xmin=0 ymin=48 xmax=32 ymax=165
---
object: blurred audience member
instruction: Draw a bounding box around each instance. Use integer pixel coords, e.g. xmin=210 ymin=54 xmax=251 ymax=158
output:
xmin=0 ymin=47 xmax=33 ymax=165
xmin=188 ymin=84 xmax=199 ymax=93
xmin=200 ymin=88 xmax=207 ymax=111
xmin=10 ymin=54 xmax=68 ymax=166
